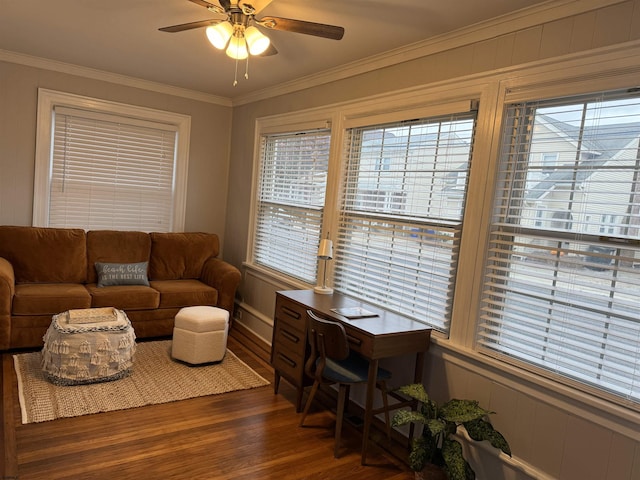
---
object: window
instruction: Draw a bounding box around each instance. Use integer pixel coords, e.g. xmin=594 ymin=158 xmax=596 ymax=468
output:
xmin=477 ymin=90 xmax=640 ymax=404
xmin=541 ymin=152 xmax=559 ymax=173
xmin=34 ymin=89 xmax=190 ymax=232
xmin=334 ymin=109 xmax=477 ymax=333
xmin=599 ymin=214 xmax=618 ymax=234
xmin=252 ymin=128 xmax=331 ymax=283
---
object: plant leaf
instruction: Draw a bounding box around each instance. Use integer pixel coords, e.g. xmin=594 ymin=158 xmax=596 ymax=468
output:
xmin=408 ymin=435 xmax=432 ymax=471
xmin=464 ymin=419 xmax=512 ymax=456
xmin=440 ymin=399 xmax=491 ymax=423
xmin=427 ymin=418 xmax=446 ymax=437
xmin=441 ymin=438 xmax=475 ymax=480
xmin=391 ymin=408 xmax=430 ymax=427
xmin=396 ymin=383 xmax=430 ymax=403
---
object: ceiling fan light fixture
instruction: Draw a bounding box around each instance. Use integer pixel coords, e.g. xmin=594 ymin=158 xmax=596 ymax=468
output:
xmin=244 ymin=26 xmax=270 ymax=55
xmin=159 ymin=2 xmax=344 ymax=85
xmin=206 ymin=21 xmax=233 ymax=50
xmin=226 ymin=35 xmax=248 ymax=60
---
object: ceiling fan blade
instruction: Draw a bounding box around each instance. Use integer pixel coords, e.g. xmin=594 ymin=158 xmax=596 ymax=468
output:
xmin=159 ymin=19 xmax=222 ymax=33
xmin=188 ymin=0 xmax=228 ymax=14
xmin=247 ymin=0 xmax=274 ymax=16
xmin=257 ymin=16 xmax=344 ymax=40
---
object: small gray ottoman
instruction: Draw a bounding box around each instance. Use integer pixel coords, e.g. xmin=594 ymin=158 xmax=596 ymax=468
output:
xmin=171 ymin=306 xmax=229 ymax=364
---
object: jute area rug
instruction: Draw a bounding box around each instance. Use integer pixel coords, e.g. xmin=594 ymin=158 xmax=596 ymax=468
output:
xmin=13 ymin=340 xmax=270 ymax=424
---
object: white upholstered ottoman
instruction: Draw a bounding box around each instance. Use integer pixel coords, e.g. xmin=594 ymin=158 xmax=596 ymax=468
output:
xmin=171 ymin=306 xmax=229 ymax=364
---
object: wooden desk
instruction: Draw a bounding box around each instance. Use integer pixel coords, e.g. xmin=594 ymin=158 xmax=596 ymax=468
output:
xmin=270 ymin=289 xmax=432 ymax=464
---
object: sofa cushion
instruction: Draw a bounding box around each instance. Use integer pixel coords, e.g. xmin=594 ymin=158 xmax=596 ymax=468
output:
xmin=12 ymin=284 xmax=91 ymax=316
xmin=86 ymin=230 xmax=152 ymax=284
xmin=86 ymin=284 xmax=160 ymax=310
xmin=0 ymin=226 xmax=87 ymax=284
xmin=95 ymin=262 xmax=150 ymax=287
xmin=149 ymin=279 xmax=218 ymax=308
xmin=149 ymin=232 xmax=219 ymax=281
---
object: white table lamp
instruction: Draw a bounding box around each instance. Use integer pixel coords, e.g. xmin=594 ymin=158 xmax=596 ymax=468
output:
xmin=314 ymin=238 xmax=333 ymax=295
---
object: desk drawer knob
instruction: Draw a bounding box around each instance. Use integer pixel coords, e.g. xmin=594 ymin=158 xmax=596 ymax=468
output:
xmin=281 ymin=305 xmax=301 ymax=320
xmin=277 ymin=353 xmax=296 ymax=368
xmin=281 ymin=329 xmax=300 ymax=344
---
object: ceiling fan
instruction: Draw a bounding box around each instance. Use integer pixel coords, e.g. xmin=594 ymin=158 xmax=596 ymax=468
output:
xmin=159 ymin=0 xmax=345 ymax=58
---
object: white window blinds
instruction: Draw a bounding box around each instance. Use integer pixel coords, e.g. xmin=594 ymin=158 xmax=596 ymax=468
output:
xmin=253 ymin=129 xmax=331 ymax=283
xmin=477 ymin=90 xmax=640 ymax=405
xmin=48 ymin=106 xmax=178 ymax=232
xmin=334 ymin=112 xmax=476 ymax=333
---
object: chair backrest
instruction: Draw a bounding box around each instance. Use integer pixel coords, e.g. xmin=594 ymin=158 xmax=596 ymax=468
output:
xmin=306 ymin=310 xmax=350 ymax=360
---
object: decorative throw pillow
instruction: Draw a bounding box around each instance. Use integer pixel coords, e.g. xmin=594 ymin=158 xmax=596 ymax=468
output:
xmin=95 ymin=262 xmax=150 ymax=287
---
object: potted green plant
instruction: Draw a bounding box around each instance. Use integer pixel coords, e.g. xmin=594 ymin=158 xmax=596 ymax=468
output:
xmin=391 ymin=383 xmax=511 ymax=480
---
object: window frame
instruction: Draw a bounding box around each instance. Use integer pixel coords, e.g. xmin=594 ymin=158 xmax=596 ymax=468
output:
xmin=473 ymin=73 xmax=640 ymax=410
xmin=333 ymin=107 xmax=478 ymax=334
xmin=247 ymin=113 xmax=339 ymax=285
xmin=251 ymin=125 xmax=332 ymax=283
xmin=33 ymin=88 xmax=191 ymax=231
xmin=247 ymin=94 xmax=485 ymax=335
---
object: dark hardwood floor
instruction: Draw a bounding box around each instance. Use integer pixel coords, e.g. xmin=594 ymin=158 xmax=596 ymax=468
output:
xmin=2 ymin=331 xmax=413 ymax=479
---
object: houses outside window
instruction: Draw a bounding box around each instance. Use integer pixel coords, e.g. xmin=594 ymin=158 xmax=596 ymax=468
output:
xmin=477 ymin=90 xmax=640 ymax=403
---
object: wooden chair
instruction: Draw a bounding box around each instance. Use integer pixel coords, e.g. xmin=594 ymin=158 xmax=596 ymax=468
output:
xmin=298 ymin=310 xmax=392 ymax=458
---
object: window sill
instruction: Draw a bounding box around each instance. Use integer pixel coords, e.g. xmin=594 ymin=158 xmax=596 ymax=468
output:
xmin=431 ymin=335 xmax=640 ymax=438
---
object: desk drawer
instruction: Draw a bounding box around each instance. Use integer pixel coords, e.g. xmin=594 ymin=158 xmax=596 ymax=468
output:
xmin=273 ymin=320 xmax=306 ymax=357
xmin=271 ymin=343 xmax=305 ymax=384
xmin=275 ymin=297 xmax=308 ymax=332
xmin=344 ymin=327 xmax=373 ymax=357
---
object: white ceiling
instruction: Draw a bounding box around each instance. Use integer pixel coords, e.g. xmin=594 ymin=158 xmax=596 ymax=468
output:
xmin=0 ymin=0 xmax=549 ymax=101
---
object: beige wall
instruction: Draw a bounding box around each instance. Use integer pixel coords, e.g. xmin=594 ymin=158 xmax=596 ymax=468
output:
xmin=0 ymin=61 xmax=233 ymax=239
xmin=1 ymin=1 xmax=639 ymax=478
xmin=226 ymin=1 xmax=640 ymax=479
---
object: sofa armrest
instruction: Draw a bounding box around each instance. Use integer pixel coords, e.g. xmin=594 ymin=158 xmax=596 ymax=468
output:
xmin=0 ymin=257 xmax=15 ymax=350
xmin=200 ymin=257 xmax=241 ymax=314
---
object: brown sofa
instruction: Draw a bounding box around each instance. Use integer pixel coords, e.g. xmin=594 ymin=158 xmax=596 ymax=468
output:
xmin=0 ymin=226 xmax=241 ymax=350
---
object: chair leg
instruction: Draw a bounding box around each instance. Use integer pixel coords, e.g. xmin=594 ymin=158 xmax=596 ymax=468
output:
xmin=299 ymin=380 xmax=321 ymax=427
xmin=343 ymin=384 xmax=351 ymax=414
xmin=334 ymin=383 xmax=349 ymax=458
xmin=378 ymin=380 xmax=392 ymax=441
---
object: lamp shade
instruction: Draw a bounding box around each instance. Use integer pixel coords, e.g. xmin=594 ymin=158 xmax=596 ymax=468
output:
xmin=226 ymin=35 xmax=248 ymax=59
xmin=206 ymin=22 xmax=233 ymax=50
xmin=245 ymin=26 xmax=270 ymax=55
xmin=317 ymin=239 xmax=333 ymax=260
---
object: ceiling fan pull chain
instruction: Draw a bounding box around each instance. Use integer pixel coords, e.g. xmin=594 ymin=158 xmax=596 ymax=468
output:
xmin=245 ymin=56 xmax=250 ymax=80
xmin=233 ymin=56 xmax=239 ymax=86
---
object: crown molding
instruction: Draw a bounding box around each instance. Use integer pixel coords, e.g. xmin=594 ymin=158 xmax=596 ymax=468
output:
xmin=231 ymin=0 xmax=627 ymax=106
xmin=0 ymin=0 xmax=627 ymax=108
xmin=0 ymin=49 xmax=233 ymax=107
